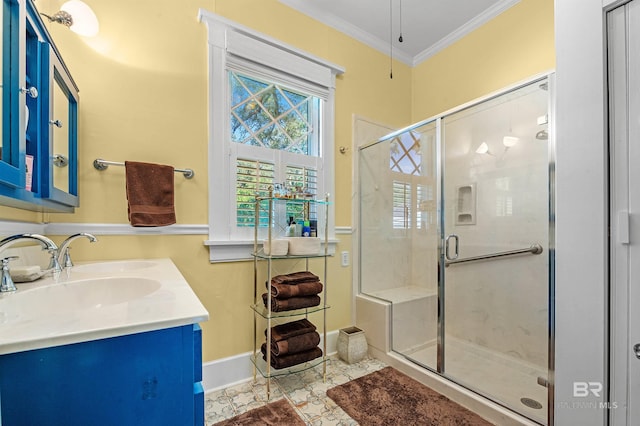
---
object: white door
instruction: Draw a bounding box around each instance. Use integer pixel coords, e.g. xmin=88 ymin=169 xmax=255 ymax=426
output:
xmin=608 ymin=2 xmax=640 ymax=424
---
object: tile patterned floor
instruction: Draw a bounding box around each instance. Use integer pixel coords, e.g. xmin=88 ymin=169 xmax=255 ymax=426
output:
xmin=205 ymin=355 xmax=387 ymax=425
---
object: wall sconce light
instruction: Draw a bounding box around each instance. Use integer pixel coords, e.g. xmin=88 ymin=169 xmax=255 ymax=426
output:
xmin=41 ymin=1 xmax=99 ymax=37
xmin=502 ymin=136 xmax=519 ymax=148
xmin=475 ymin=142 xmax=494 ymax=156
xmin=476 ymin=136 xmax=519 ymax=158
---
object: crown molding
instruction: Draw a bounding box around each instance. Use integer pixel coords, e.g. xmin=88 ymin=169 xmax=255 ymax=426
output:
xmin=278 ymin=0 xmax=414 ymax=66
xmin=278 ymin=0 xmax=521 ymax=68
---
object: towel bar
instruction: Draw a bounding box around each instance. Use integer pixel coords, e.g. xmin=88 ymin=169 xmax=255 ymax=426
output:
xmin=93 ymin=158 xmax=194 ymax=179
xmin=444 ymin=243 xmax=543 ymax=267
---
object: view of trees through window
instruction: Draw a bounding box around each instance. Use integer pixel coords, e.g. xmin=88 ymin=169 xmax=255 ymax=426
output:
xmin=231 ymin=72 xmax=320 ymax=228
xmin=230 ymin=72 xmax=317 ymax=155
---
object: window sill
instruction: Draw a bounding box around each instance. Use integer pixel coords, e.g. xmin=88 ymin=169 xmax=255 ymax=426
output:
xmin=204 ymin=239 xmax=338 ymax=263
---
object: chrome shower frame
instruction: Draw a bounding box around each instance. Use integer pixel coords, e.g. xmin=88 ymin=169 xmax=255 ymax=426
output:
xmin=356 ymin=71 xmax=556 ymax=425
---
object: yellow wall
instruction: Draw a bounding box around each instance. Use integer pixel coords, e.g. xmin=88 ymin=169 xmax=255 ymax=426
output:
xmin=0 ymin=0 xmax=553 ymax=363
xmin=1 ymin=0 xmax=412 ymax=362
xmin=411 ymin=0 xmax=555 ymax=121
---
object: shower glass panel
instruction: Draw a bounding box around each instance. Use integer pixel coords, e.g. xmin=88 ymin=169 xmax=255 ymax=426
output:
xmin=359 ymin=121 xmax=439 ymax=371
xmin=358 ymin=75 xmax=551 ymax=424
xmin=442 ymin=78 xmax=549 ymax=423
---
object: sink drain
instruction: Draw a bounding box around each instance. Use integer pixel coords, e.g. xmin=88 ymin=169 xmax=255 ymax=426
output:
xmin=520 ymin=397 xmax=543 ymax=409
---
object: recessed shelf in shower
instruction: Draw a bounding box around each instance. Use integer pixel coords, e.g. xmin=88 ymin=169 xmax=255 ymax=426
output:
xmin=456 ymin=183 xmax=476 ymax=225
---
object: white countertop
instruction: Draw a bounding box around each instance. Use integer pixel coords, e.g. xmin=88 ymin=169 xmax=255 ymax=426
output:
xmin=0 ymin=258 xmax=209 ymax=355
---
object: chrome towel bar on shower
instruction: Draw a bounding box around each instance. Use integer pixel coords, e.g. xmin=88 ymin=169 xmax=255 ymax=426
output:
xmin=93 ymin=158 xmax=195 ymax=179
xmin=444 ymin=243 xmax=543 ymax=267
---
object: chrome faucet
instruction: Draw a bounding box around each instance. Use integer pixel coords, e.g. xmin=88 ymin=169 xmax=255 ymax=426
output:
xmin=0 ymin=234 xmax=61 ymax=292
xmin=0 ymin=256 xmax=18 ymax=292
xmin=58 ymin=233 xmax=98 ymax=268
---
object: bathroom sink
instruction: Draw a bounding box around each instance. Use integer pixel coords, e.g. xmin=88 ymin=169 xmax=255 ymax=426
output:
xmin=0 ymin=258 xmax=208 ymax=356
xmin=71 ymin=260 xmax=158 ymax=274
xmin=0 ymin=277 xmax=161 ymax=319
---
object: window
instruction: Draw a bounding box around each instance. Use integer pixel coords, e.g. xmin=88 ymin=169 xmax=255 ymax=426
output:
xmin=231 ymin=72 xmax=320 ymax=231
xmin=200 ymin=11 xmax=343 ymax=261
xmin=393 ymin=181 xmax=411 ymax=229
xmin=230 ymin=72 xmax=319 ymax=156
xmin=390 ymin=132 xmax=422 ymax=175
xmin=236 ymin=159 xmax=274 ymax=228
xmin=390 ymin=132 xmax=435 ymax=231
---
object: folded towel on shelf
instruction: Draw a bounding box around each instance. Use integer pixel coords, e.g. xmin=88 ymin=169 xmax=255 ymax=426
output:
xmin=266 ymin=319 xmax=317 ymax=342
xmin=262 ymin=293 xmax=321 ymax=312
xmin=271 ymin=271 xmax=319 ymax=285
xmin=270 ymin=331 xmax=321 ymax=356
xmin=125 ymin=161 xmax=176 ymax=227
xmin=268 ymin=280 xmax=323 ymax=298
xmin=261 ymin=344 xmax=323 ymax=369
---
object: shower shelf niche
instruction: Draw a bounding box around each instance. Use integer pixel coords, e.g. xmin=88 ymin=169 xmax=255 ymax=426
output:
xmin=455 ymin=183 xmax=476 ymax=225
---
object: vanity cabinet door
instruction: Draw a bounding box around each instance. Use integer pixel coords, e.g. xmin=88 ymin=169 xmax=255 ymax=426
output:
xmin=0 ymin=0 xmax=25 ymax=189
xmin=24 ymin=12 xmax=46 ymax=198
xmin=0 ymin=324 xmax=204 ymax=425
xmin=39 ymin=46 xmax=78 ymax=207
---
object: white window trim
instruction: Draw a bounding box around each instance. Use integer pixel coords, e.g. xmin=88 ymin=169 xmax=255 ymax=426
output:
xmin=198 ymin=10 xmax=344 ymax=262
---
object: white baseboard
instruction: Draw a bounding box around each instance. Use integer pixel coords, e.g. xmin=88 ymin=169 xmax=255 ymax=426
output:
xmin=202 ymin=329 xmax=338 ymax=392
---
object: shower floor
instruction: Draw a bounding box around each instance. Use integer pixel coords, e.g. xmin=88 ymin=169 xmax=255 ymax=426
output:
xmin=403 ymin=336 xmax=547 ymax=424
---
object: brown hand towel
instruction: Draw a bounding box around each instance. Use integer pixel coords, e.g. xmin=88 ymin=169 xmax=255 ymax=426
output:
xmin=272 ymin=271 xmax=319 ymax=285
xmin=262 ymin=293 xmax=321 ymax=312
xmin=266 ymin=319 xmax=317 ymax=342
xmin=125 ymin=161 xmax=176 ymax=227
xmin=270 ymin=331 xmax=321 ymax=356
xmin=268 ymin=280 xmax=323 ymax=298
xmin=261 ymin=344 xmax=323 ymax=369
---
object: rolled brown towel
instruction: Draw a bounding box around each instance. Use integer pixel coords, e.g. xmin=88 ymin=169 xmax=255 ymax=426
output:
xmin=266 ymin=319 xmax=317 ymax=342
xmin=270 ymin=331 xmax=321 ymax=356
xmin=262 ymin=293 xmax=321 ymax=312
xmin=268 ymin=280 xmax=323 ymax=298
xmin=271 ymin=271 xmax=319 ymax=285
xmin=261 ymin=344 xmax=323 ymax=369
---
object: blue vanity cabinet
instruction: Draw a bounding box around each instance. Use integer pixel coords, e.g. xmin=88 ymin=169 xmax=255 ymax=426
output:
xmin=0 ymin=0 xmax=26 ymax=189
xmin=0 ymin=324 xmax=205 ymax=426
xmin=0 ymin=0 xmax=78 ymax=211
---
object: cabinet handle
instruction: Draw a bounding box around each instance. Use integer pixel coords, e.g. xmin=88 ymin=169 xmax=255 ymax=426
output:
xmin=49 ymin=119 xmax=63 ymax=128
xmin=19 ymin=86 xmax=39 ymax=98
xmin=53 ymin=154 xmax=68 ymax=168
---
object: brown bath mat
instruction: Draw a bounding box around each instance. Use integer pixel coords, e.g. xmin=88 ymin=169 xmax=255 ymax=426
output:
xmin=213 ymin=398 xmax=305 ymax=425
xmin=326 ymin=366 xmax=494 ymax=425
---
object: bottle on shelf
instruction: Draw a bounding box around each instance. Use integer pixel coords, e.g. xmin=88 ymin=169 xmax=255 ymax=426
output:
xmin=286 ymin=217 xmax=296 ymax=237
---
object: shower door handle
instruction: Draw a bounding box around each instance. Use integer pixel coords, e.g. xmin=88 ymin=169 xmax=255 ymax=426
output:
xmin=445 ymin=234 xmax=459 ymax=261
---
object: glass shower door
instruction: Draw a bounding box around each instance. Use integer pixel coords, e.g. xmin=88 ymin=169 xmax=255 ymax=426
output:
xmin=440 ymin=78 xmax=550 ymax=423
xmin=358 ymin=120 xmax=440 ymax=371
